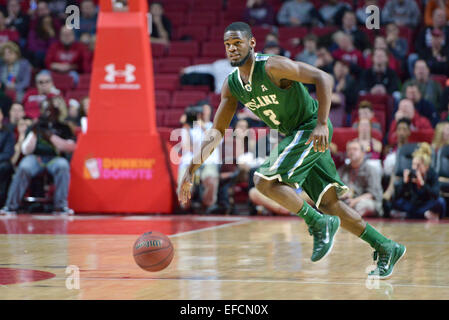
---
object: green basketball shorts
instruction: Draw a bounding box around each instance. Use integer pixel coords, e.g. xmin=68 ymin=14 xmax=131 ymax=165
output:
xmin=254 ymin=118 xmax=349 ymax=208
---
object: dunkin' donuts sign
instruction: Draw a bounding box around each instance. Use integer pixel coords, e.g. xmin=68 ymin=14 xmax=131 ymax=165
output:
xmin=84 ymin=157 xmax=155 ymax=180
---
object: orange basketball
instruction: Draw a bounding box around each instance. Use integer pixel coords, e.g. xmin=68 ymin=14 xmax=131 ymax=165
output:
xmin=133 ymin=231 xmax=174 ymax=272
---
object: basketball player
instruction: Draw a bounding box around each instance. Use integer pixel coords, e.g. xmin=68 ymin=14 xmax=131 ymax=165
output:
xmin=178 ymin=22 xmax=406 ymax=279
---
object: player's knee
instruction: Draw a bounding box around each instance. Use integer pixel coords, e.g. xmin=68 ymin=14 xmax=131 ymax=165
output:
xmin=254 ymin=177 xmax=272 ymax=196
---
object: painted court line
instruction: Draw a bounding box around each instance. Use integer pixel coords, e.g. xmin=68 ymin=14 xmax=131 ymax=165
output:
xmin=169 ymin=219 xmax=251 ymax=238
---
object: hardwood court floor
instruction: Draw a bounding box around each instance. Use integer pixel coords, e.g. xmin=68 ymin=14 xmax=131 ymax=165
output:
xmin=1 ymin=214 xmax=449 ymax=300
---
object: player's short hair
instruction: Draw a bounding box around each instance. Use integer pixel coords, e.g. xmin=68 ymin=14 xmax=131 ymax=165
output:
xmin=224 ymin=22 xmax=253 ymax=39
xmin=358 ymin=100 xmax=373 ymax=111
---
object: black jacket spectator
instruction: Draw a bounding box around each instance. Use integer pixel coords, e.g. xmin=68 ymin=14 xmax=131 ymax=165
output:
xmin=360 ymin=67 xmax=400 ymax=95
xmin=0 ymin=118 xmax=14 ymax=207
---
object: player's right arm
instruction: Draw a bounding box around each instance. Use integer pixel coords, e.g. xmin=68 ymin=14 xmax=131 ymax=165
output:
xmin=178 ymin=76 xmax=238 ymax=206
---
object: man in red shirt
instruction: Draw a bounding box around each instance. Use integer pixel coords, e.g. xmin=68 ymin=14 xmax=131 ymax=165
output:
xmin=332 ymin=31 xmax=365 ymax=71
xmin=22 ymin=70 xmax=62 ymax=120
xmin=388 ymin=98 xmax=433 ymax=145
xmin=45 ymin=25 xmax=91 ymax=83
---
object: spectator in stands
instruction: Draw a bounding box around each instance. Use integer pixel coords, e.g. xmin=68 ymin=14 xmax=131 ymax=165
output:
xmin=418 ymin=29 xmax=449 ymax=76
xmin=243 ymin=0 xmax=275 ymax=26
xmin=331 ymin=59 xmax=357 ymax=114
xmin=47 ymin=0 xmax=78 ymax=21
xmin=319 ymin=0 xmax=351 ymax=26
xmin=0 ymin=41 xmax=31 ymax=102
xmin=382 ymin=0 xmax=421 ymax=28
xmin=0 ymin=108 xmax=14 ymax=207
xmin=388 ymin=98 xmax=433 ymax=145
xmin=0 ymin=10 xmax=19 ymax=45
xmin=3 ymin=0 xmax=30 ymax=46
xmin=0 ymin=96 xmax=76 ymax=215
xmin=177 ymin=106 xmax=220 ymax=213
xmin=365 ymin=36 xmax=401 ymax=75
xmin=22 ymin=70 xmax=61 ymax=120
xmin=391 ymin=142 xmax=445 ymax=220
xmin=263 ymin=32 xmax=290 ymax=58
xmin=45 ymin=26 xmax=91 ymax=83
xmin=359 ymin=48 xmax=400 ymax=96
xmin=332 ymin=31 xmax=365 ymax=72
xmin=402 ymin=60 xmax=443 ymax=111
xmin=356 ymin=118 xmax=383 ymax=162
xmin=181 ymin=58 xmax=235 ymax=95
xmin=276 ymin=0 xmax=320 ymax=27
xmin=65 ymin=98 xmax=81 ymax=135
xmin=404 ymin=83 xmax=440 ymax=127
xmin=338 ymin=139 xmax=384 ymax=217
xmin=10 ymin=116 xmax=30 ymax=167
xmin=356 ymin=0 xmax=379 ymax=25
xmin=385 ymin=22 xmax=409 ymax=62
xmin=425 ymin=0 xmax=449 ymax=27
xmin=383 ymin=118 xmax=411 ymax=195
xmin=413 ymin=8 xmax=449 ymax=74
xmin=295 ymin=34 xmax=318 ymax=66
xmin=75 ymin=0 xmax=97 ymax=40
xmin=352 ymin=100 xmax=383 ymax=133
xmin=29 ymin=1 xmax=62 ymax=30
xmin=26 ymin=14 xmax=57 ymax=68
xmin=4 ymin=101 xmax=23 ymax=131
xmin=432 ymin=120 xmax=449 ymax=151
xmin=150 ymin=2 xmax=172 ymax=46
xmin=340 ymin=10 xmax=370 ymax=52
xmin=80 ymin=96 xmax=89 ymax=133
xmin=315 ymin=45 xmax=335 ymax=74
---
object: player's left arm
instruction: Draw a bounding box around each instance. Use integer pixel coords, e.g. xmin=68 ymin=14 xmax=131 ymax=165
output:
xmin=265 ymin=56 xmax=334 ymax=152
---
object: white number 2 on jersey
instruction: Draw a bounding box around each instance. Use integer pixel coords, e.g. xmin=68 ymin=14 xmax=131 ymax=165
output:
xmin=263 ymin=109 xmax=281 ymax=126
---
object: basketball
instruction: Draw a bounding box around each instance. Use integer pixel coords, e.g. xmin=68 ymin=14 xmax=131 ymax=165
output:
xmin=133 ymin=231 xmax=174 ymax=272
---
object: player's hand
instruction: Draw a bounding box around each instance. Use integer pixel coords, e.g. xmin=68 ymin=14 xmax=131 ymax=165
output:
xmin=306 ymin=123 xmax=329 ymax=153
xmin=178 ymin=169 xmax=194 ymax=207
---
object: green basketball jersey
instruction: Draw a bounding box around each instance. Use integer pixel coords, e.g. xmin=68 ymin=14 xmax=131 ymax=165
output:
xmin=227 ymin=53 xmax=319 ymax=136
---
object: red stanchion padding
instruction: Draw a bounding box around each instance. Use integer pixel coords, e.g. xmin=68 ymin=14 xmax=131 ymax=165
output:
xmin=68 ymin=0 xmax=173 ymax=213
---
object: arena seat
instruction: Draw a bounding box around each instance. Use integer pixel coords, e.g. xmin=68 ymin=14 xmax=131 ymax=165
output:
xmin=201 ymin=42 xmax=226 ymax=58
xmin=431 ymin=74 xmax=448 ymax=89
xmin=409 ymin=129 xmax=435 ymax=144
xmin=154 ymin=74 xmax=180 ymax=92
xmin=162 ymin=109 xmax=185 ymax=127
xmin=156 ymin=111 xmax=165 ymax=126
xmin=155 ymin=90 xmax=171 ymax=108
xmin=157 ymin=57 xmax=191 ymax=73
xmin=66 ymin=89 xmax=89 ymax=102
xmin=278 ymin=27 xmax=308 ymax=43
xmin=51 ymin=72 xmax=75 ymax=93
xmin=168 ymin=41 xmax=199 ymax=58
xmin=77 ymin=73 xmax=91 ymax=90
xmin=332 ymin=127 xmax=383 ymax=153
xmin=171 ymin=90 xmax=208 ymax=108
xmin=188 ymin=12 xmax=218 ymax=27
xmin=310 ymin=26 xmax=338 ymax=37
xmin=179 ymin=85 xmax=210 ymax=93
xmin=174 ymin=26 xmax=208 ymax=42
xmin=164 ymin=12 xmax=186 ymax=28
xmin=192 ymin=57 xmax=218 ymax=65
xmin=151 ymin=43 xmax=166 ymax=58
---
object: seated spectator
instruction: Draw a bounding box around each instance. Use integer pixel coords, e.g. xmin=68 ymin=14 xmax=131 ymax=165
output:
xmin=332 ymin=32 xmax=365 ymax=73
xmin=331 ymin=59 xmax=357 ymax=114
xmin=80 ymin=96 xmax=89 ymax=133
xmin=177 ymin=105 xmax=220 ymax=212
xmin=26 ymin=14 xmax=57 ymax=68
xmin=0 ymin=108 xmax=14 ymax=207
xmin=3 ymin=0 xmax=30 ymax=46
xmin=431 ymin=120 xmax=449 ymax=151
xmin=22 ymin=70 xmax=62 ymax=120
xmin=340 ymin=10 xmax=370 ymax=52
xmin=4 ymin=101 xmax=23 ymax=131
xmin=390 ymin=142 xmax=446 ymax=220
xmin=263 ymin=32 xmax=290 ymax=58
xmin=338 ymin=139 xmax=384 ymax=217
xmin=319 ymin=0 xmax=351 ymax=26
xmin=404 ymin=83 xmax=439 ymax=127
xmin=419 ymin=29 xmax=449 ymax=76
xmin=276 ymin=0 xmax=320 ymax=27
xmin=29 ymin=1 xmax=62 ymax=30
xmin=295 ymin=34 xmax=318 ymax=66
xmin=45 ymin=26 xmax=91 ymax=83
xmin=181 ymin=58 xmax=235 ymax=95
xmin=388 ymin=98 xmax=433 ymax=145
xmin=364 ymin=36 xmax=401 ymax=75
xmin=382 ymin=0 xmax=421 ymax=28
xmin=10 ymin=116 xmax=30 ymax=167
xmin=0 ymin=97 xmax=76 ymax=215
xmin=0 ymin=41 xmax=31 ymax=102
xmin=356 ymin=0 xmax=379 ymax=25
xmin=0 ymin=10 xmax=19 ymax=45
xmin=402 ymin=60 xmax=443 ymax=110
xmin=413 ymin=8 xmax=449 ymax=74
xmin=74 ymin=0 xmax=97 ymax=40
xmin=356 ymin=118 xmax=383 ymax=163
xmin=315 ymin=45 xmax=334 ymax=74
xmin=385 ymin=23 xmax=409 ymax=62
xmin=359 ymin=48 xmax=400 ymax=96
xmin=150 ymin=2 xmax=171 ymax=46
xmin=352 ymin=100 xmax=383 ymax=133
xmin=243 ymin=0 xmax=275 ymax=26
xmin=424 ymin=0 xmax=449 ymax=27
xmin=65 ymin=98 xmax=80 ymax=135
xmin=383 ymin=118 xmax=411 ymax=197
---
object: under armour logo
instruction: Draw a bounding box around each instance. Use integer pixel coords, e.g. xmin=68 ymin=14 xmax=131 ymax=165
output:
xmin=105 ymin=63 xmax=136 ymax=83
